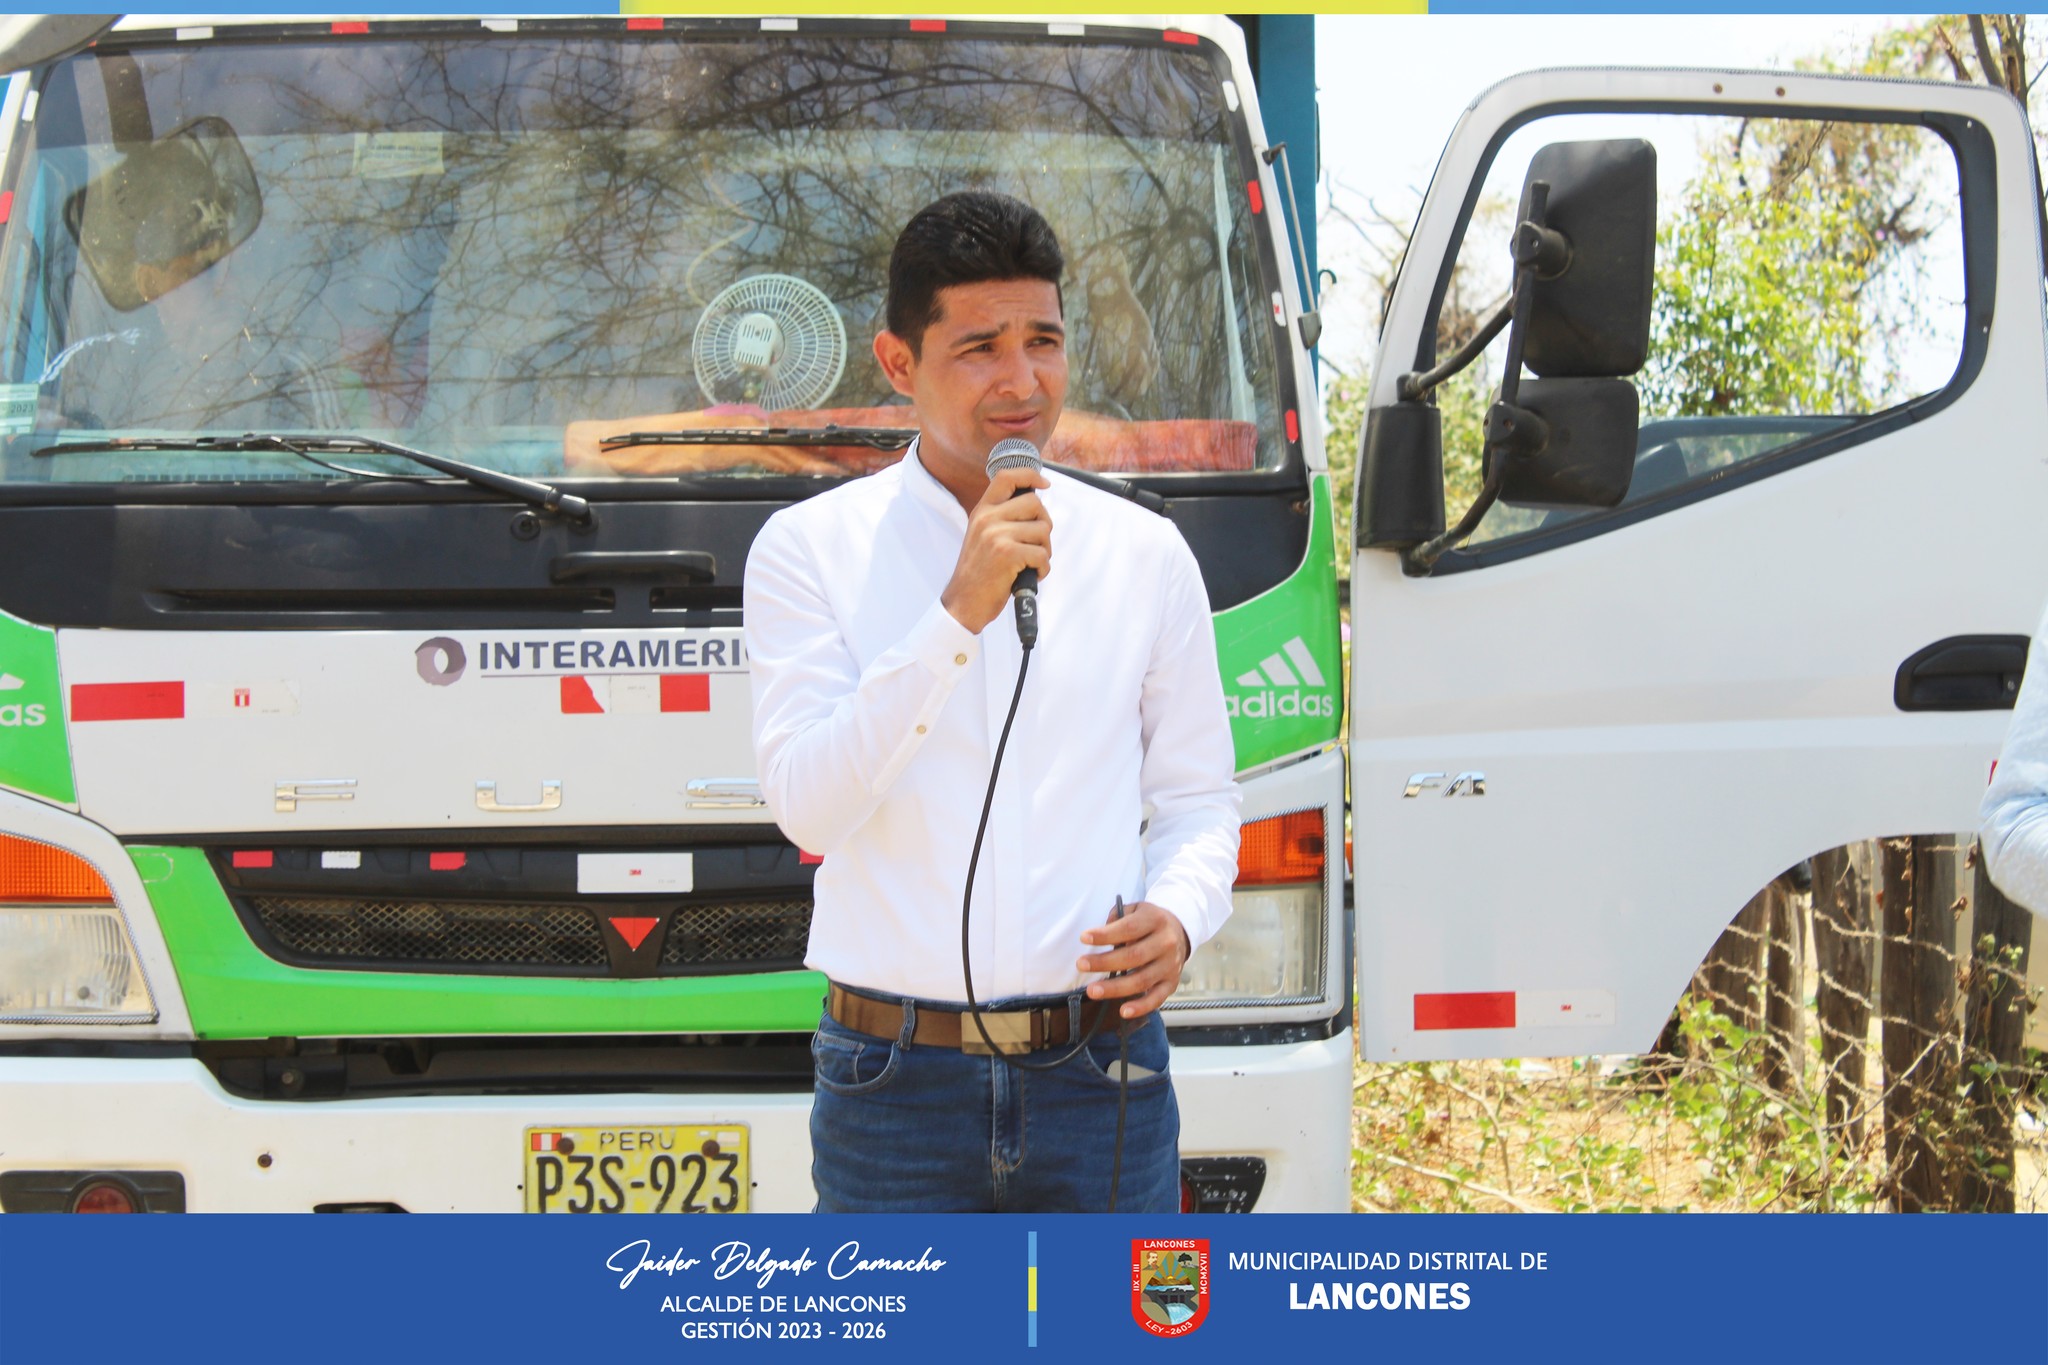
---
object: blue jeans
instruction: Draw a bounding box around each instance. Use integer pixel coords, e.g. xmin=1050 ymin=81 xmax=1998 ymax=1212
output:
xmin=808 ymin=990 xmax=1181 ymax=1213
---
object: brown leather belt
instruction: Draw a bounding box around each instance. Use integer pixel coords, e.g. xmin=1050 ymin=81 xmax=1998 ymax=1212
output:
xmin=825 ymin=983 xmax=1117 ymax=1056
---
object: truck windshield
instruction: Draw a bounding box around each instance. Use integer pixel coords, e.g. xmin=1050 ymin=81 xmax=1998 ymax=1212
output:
xmin=0 ymin=28 xmax=1283 ymax=487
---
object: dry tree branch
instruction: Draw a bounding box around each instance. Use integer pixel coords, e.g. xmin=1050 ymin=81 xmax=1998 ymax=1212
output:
xmin=1362 ymin=1151 xmax=1554 ymax=1214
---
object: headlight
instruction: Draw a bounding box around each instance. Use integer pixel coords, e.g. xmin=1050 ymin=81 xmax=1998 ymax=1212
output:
xmin=0 ymin=833 xmax=155 ymax=1023
xmin=1170 ymin=810 xmax=1327 ymax=1009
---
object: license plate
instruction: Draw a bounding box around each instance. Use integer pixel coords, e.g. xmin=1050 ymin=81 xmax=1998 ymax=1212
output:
xmin=523 ymin=1125 xmax=749 ymax=1213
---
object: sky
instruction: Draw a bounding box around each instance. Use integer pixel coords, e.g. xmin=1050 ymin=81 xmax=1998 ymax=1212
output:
xmin=1312 ymin=13 xmax=1929 ymax=375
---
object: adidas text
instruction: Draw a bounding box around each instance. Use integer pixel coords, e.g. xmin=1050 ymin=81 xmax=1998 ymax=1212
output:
xmin=1226 ymin=689 xmax=1335 ymax=719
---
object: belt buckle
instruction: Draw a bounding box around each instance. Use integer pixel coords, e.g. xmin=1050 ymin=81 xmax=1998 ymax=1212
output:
xmin=960 ymin=1009 xmax=1034 ymax=1055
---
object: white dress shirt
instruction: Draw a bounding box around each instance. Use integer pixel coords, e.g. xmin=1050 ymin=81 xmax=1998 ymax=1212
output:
xmin=744 ymin=440 xmax=1241 ymax=1002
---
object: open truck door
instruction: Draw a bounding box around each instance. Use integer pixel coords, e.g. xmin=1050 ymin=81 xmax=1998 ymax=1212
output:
xmin=1350 ymin=69 xmax=2048 ymax=1060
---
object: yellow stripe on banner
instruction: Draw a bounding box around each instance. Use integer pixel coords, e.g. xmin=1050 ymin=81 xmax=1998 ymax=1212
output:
xmin=1028 ymin=1266 xmax=1038 ymax=1311
xmin=619 ymin=3 xmax=1426 ymax=15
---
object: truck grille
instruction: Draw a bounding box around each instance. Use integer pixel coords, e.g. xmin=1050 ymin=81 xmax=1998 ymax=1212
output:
xmin=243 ymin=896 xmax=812 ymax=976
xmin=663 ymin=901 xmax=812 ymax=968
xmin=251 ymin=897 xmax=607 ymax=968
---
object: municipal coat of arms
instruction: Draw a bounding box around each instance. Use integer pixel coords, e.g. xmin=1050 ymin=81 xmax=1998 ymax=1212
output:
xmin=1131 ymin=1239 xmax=1209 ymax=1337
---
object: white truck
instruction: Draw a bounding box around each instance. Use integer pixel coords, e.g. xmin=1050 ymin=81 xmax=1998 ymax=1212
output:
xmin=0 ymin=13 xmax=2038 ymax=1214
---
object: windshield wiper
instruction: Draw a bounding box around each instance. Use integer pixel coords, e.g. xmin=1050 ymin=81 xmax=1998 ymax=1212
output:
xmin=598 ymin=424 xmax=918 ymax=452
xmin=33 ymin=433 xmax=592 ymax=523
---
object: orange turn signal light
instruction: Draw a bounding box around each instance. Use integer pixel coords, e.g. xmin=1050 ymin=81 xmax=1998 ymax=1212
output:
xmin=1236 ymin=809 xmax=1325 ymax=887
xmin=0 ymin=833 xmax=113 ymax=902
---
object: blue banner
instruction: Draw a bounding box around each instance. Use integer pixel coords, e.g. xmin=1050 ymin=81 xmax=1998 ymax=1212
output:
xmin=3 ymin=1213 xmax=2044 ymax=1362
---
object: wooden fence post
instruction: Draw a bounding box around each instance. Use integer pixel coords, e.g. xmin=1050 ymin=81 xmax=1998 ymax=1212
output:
xmin=1697 ymin=889 xmax=1768 ymax=1036
xmin=1762 ymin=873 xmax=1805 ymax=1098
xmin=1879 ymin=835 xmax=1961 ymax=1212
xmin=1811 ymin=844 xmax=1874 ymax=1151
xmin=1958 ymin=844 xmax=2036 ymax=1212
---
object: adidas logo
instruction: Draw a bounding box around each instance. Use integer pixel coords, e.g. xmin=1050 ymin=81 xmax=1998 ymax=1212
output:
xmin=1236 ymin=637 xmax=1326 ymax=691
xmin=1227 ymin=636 xmax=1336 ymax=719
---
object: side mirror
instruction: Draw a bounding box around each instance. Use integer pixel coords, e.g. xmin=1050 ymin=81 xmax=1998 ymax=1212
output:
xmin=1516 ymin=139 xmax=1657 ymax=378
xmin=65 ymin=117 xmax=264 ymax=312
xmin=1486 ymin=378 xmax=1639 ymax=509
xmin=1397 ymin=138 xmax=1657 ymax=572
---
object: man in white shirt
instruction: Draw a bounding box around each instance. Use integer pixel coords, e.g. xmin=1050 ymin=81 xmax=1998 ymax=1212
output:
xmin=744 ymin=191 xmax=1241 ymax=1212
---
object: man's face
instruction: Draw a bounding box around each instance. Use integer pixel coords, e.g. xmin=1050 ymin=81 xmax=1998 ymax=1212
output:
xmin=874 ymin=277 xmax=1067 ymax=486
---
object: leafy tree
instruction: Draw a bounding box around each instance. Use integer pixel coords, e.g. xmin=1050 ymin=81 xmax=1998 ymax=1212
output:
xmin=1639 ymin=144 xmax=1928 ymax=420
xmin=1640 ymin=18 xmax=1984 ymax=422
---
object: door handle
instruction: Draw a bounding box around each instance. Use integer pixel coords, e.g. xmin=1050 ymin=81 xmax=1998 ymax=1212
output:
xmin=1894 ymin=635 xmax=2030 ymax=711
xmin=549 ymin=551 xmax=715 ymax=584
xmin=476 ymin=779 xmax=562 ymax=812
xmin=685 ymin=778 xmax=765 ymax=809
xmin=275 ymin=778 xmax=356 ymax=813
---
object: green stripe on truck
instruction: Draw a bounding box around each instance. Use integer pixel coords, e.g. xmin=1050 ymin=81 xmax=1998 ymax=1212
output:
xmin=0 ymin=608 xmax=76 ymax=805
xmin=131 ymin=846 xmax=828 ymax=1038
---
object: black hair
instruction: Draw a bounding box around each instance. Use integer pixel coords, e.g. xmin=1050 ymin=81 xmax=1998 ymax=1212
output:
xmin=885 ymin=190 xmax=1064 ymax=355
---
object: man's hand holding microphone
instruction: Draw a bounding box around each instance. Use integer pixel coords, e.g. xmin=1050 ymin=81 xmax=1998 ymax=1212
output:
xmin=940 ymin=442 xmax=1052 ymax=639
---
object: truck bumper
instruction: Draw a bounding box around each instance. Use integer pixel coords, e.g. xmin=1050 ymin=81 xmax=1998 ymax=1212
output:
xmin=1172 ymin=1028 xmax=1355 ymax=1212
xmin=0 ymin=1031 xmax=1353 ymax=1213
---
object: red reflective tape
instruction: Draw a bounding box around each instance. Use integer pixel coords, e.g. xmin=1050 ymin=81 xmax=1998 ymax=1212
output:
xmin=331 ymin=21 xmax=369 ymax=34
xmin=660 ymin=674 xmax=710 ymax=712
xmin=626 ymin=16 xmax=663 ymax=29
xmin=910 ymin=19 xmax=946 ymax=31
xmin=1162 ymin=29 xmax=1198 ymax=45
xmin=1246 ymin=179 xmax=1262 ymax=215
xmin=231 ymin=850 xmax=274 ymax=869
xmin=71 ymin=681 xmax=184 ymax=722
xmin=609 ymin=916 xmax=660 ymax=951
xmin=0 ymin=192 xmax=13 ymax=225
xmin=429 ymin=852 xmax=465 ymax=871
xmin=1284 ymin=408 xmax=1300 ymax=443
xmin=1414 ymin=991 xmax=1516 ymax=1031
xmin=799 ymin=850 xmax=823 ymax=866
xmin=560 ymin=676 xmax=604 ymax=714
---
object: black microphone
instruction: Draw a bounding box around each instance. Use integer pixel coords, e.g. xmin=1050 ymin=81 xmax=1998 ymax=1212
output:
xmin=984 ymin=437 xmax=1042 ymax=647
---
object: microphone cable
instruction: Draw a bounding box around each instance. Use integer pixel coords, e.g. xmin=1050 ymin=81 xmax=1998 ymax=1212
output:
xmin=957 ymin=636 xmax=1135 ymax=1213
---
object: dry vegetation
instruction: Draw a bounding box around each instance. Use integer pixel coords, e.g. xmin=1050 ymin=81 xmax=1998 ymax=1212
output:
xmin=1350 ymin=1013 xmax=2048 ymax=1214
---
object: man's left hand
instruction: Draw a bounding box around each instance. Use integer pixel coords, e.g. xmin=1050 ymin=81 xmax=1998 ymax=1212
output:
xmin=1076 ymin=901 xmax=1191 ymax=1020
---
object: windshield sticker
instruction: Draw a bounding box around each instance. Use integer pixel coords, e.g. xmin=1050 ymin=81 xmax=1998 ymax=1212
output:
xmin=352 ymin=131 xmax=445 ymax=179
xmin=0 ymin=383 xmax=35 ymax=433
